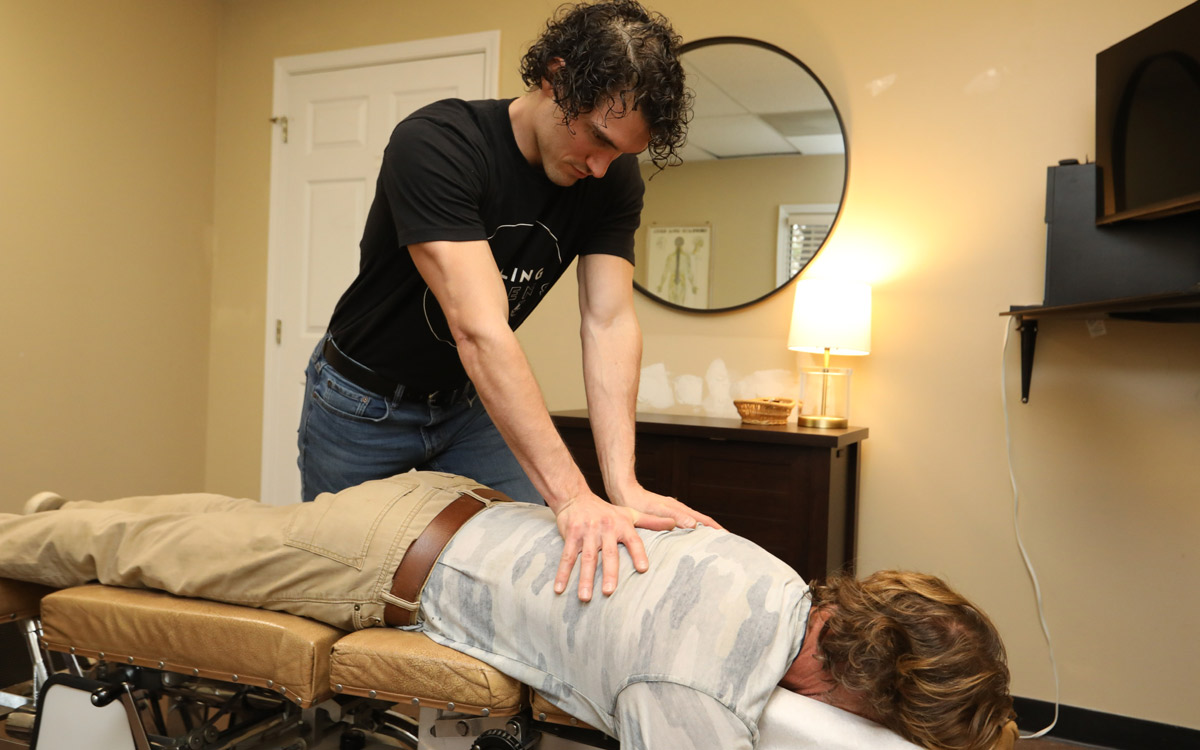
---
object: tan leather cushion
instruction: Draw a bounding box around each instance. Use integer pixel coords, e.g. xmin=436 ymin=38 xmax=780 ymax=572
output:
xmin=531 ymin=691 xmax=596 ymax=729
xmin=0 ymin=578 xmax=55 ymax=621
xmin=330 ymin=628 xmax=524 ymax=716
xmin=39 ymin=585 xmax=343 ymax=707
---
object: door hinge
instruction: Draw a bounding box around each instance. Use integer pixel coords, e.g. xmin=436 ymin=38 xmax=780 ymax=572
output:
xmin=270 ymin=116 xmax=289 ymax=144
xmin=275 ymin=319 xmax=282 ymax=345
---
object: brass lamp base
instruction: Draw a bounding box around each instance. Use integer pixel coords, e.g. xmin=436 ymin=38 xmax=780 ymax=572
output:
xmin=797 ymin=414 xmax=848 ymax=429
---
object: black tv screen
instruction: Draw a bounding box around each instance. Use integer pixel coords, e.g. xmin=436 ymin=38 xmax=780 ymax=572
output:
xmin=1096 ymin=1 xmax=1200 ymax=223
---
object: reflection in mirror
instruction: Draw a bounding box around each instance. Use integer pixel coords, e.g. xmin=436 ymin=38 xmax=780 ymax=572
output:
xmin=633 ymin=38 xmax=847 ymax=312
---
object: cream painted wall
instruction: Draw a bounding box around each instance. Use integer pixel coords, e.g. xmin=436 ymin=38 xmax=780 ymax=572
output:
xmin=3 ymin=0 xmax=1196 ymax=734
xmin=1 ymin=1 xmax=219 ymax=504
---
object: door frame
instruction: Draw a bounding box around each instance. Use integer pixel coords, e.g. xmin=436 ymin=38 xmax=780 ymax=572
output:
xmin=261 ymin=31 xmax=501 ymax=503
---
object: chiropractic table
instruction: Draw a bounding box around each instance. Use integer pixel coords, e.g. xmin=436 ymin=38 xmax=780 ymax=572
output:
xmin=0 ymin=577 xmax=934 ymax=750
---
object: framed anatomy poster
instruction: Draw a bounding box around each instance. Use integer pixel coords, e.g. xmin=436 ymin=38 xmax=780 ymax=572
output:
xmin=647 ymin=225 xmax=711 ymax=308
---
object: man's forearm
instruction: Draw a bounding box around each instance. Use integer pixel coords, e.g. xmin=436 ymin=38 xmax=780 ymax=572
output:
xmin=456 ymin=327 xmax=590 ymax=512
xmin=580 ymin=309 xmax=643 ymax=505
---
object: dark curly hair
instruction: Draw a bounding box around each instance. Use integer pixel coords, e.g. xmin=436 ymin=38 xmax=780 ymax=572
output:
xmin=810 ymin=571 xmax=1015 ymax=750
xmin=519 ymin=0 xmax=691 ymax=169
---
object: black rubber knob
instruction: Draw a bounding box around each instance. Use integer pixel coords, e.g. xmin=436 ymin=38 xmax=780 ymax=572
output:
xmin=90 ymin=684 xmax=121 ymax=707
xmin=472 ymin=728 xmax=523 ymax=750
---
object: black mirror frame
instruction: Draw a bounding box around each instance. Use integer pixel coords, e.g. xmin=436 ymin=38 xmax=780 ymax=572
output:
xmin=633 ymin=36 xmax=850 ymax=314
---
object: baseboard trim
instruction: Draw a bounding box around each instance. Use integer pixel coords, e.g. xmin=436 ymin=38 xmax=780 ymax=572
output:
xmin=1013 ymin=697 xmax=1200 ymax=750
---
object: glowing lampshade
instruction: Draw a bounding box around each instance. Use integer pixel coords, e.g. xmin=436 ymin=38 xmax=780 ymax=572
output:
xmin=787 ymin=279 xmax=872 ymax=356
xmin=787 ymin=280 xmax=871 ymax=428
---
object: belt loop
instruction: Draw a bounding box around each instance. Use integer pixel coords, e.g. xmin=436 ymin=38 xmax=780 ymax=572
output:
xmin=459 ymin=488 xmax=494 ymax=506
xmin=462 ymin=487 xmax=515 ymax=504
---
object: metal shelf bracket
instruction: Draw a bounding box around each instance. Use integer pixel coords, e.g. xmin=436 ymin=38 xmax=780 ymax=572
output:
xmin=1017 ymin=318 xmax=1038 ymax=403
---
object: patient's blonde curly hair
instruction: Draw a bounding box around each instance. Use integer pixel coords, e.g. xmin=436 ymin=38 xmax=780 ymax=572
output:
xmin=810 ymin=571 xmax=1014 ymax=750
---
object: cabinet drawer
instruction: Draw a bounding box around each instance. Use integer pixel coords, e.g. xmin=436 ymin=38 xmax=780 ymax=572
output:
xmin=558 ymin=427 xmax=673 ymax=499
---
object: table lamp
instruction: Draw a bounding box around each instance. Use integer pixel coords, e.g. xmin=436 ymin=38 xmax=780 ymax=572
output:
xmin=787 ymin=279 xmax=871 ymax=428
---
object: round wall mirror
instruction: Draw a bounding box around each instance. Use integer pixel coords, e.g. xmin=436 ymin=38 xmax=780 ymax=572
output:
xmin=633 ymin=37 xmax=848 ymax=312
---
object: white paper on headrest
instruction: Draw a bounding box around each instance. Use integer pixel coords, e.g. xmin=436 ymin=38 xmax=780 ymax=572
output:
xmin=756 ymin=688 xmax=922 ymax=750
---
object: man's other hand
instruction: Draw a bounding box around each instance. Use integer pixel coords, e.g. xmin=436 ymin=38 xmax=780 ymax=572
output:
xmin=553 ymin=494 xmax=675 ymax=601
xmin=611 ymin=487 xmax=724 ymax=534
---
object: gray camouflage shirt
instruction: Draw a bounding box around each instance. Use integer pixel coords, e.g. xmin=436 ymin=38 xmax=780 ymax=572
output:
xmin=419 ymin=502 xmax=811 ymax=745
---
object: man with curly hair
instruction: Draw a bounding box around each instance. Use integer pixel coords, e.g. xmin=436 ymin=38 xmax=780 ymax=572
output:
xmin=8 ymin=473 xmax=1017 ymax=749
xmin=298 ymin=0 xmax=709 ymax=602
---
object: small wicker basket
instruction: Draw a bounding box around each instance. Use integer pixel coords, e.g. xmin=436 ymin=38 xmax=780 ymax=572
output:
xmin=733 ymin=397 xmax=799 ymax=425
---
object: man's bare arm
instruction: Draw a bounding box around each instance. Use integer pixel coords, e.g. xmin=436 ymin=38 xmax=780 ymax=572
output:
xmin=408 ymin=240 xmax=675 ymax=600
xmin=576 ymin=254 xmax=724 ymax=528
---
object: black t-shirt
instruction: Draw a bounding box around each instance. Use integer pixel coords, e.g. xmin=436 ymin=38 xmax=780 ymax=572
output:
xmin=327 ymin=98 xmax=644 ymax=390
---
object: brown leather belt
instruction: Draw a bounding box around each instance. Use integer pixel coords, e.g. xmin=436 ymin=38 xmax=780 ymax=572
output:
xmin=382 ymin=489 xmax=505 ymax=627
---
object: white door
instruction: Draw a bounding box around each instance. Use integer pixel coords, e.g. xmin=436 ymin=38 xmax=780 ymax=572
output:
xmin=261 ymin=33 xmax=498 ymax=506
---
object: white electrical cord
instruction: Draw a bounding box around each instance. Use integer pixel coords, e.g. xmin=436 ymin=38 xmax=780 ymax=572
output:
xmin=1000 ymin=318 xmax=1060 ymax=739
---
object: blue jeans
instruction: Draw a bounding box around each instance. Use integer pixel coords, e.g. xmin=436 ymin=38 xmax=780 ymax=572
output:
xmin=297 ymin=340 xmax=542 ymax=505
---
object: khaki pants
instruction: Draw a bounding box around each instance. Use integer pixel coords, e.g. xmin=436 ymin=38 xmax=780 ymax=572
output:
xmin=0 ymin=472 xmax=496 ymax=631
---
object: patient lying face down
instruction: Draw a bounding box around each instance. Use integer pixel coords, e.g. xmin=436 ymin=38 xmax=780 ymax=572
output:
xmin=782 ymin=571 xmax=1015 ymax=750
xmin=1 ymin=472 xmax=1015 ymax=750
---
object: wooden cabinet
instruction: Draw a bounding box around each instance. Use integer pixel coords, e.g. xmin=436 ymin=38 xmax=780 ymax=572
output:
xmin=551 ymin=410 xmax=868 ymax=582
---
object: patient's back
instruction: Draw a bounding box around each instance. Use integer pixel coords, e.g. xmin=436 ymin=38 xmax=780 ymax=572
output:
xmin=419 ymin=502 xmax=812 ymax=742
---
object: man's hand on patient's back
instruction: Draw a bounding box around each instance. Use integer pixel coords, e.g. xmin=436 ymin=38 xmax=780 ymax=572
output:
xmin=610 ymin=486 xmax=724 ymax=535
xmin=553 ymin=494 xmax=676 ymax=601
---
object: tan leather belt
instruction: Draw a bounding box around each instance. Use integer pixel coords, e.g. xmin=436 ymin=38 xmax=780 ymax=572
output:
xmin=383 ymin=488 xmax=506 ymax=627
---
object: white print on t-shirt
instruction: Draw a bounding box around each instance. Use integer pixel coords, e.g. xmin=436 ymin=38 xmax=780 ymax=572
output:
xmin=501 ymin=266 xmax=544 ymax=283
xmin=421 ymin=220 xmax=565 ymax=349
xmin=490 ymin=221 xmax=562 ymax=265
xmin=421 ymin=287 xmax=458 ymax=349
xmin=492 ymin=221 xmax=561 ymax=322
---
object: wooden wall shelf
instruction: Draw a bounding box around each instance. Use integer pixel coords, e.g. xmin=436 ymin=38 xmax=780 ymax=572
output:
xmin=1000 ymin=289 xmax=1200 ymax=402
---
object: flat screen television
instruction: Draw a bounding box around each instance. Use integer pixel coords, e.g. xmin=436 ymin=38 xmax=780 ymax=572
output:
xmin=1095 ymin=1 xmax=1200 ymax=224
